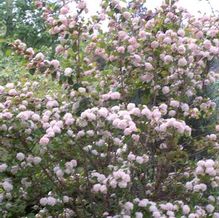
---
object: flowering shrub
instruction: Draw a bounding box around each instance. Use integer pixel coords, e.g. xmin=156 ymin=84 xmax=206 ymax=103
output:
xmin=1 ymin=0 xmax=219 ymax=217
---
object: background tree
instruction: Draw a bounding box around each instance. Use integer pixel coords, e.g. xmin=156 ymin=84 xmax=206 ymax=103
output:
xmin=0 ymin=0 xmax=55 ymax=48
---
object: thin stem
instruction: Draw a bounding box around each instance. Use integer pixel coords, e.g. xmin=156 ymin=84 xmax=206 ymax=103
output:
xmin=206 ymin=0 xmax=216 ymax=16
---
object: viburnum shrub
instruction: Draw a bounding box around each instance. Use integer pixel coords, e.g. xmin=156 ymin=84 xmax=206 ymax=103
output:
xmin=1 ymin=0 xmax=219 ymax=217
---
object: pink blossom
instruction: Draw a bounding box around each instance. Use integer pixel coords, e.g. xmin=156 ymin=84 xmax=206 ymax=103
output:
xmin=110 ymin=92 xmax=121 ymax=100
xmin=50 ymin=60 xmax=60 ymax=69
xmin=35 ymin=52 xmax=45 ymax=61
xmin=39 ymin=137 xmax=50 ymax=145
xmin=16 ymin=153 xmax=25 ymax=161
xmin=2 ymin=181 xmax=13 ymax=192
xmin=98 ymin=107 xmax=108 ymax=118
xmin=123 ymin=11 xmax=131 ymax=19
xmin=0 ymin=164 xmax=7 ymax=172
xmin=8 ymin=89 xmax=17 ymax=96
xmin=163 ymin=37 xmax=172 ymax=44
xmin=64 ymin=67 xmax=73 ymax=77
xmin=117 ymin=46 xmax=125 ymax=53
xmin=77 ymin=1 xmax=86 ymax=10
xmin=178 ymin=57 xmax=187 ymax=67
xmin=55 ymin=45 xmax=64 ymax=54
xmin=162 ymin=86 xmax=170 ymax=94
xmin=118 ymin=31 xmax=128 ymax=40
xmin=151 ymin=41 xmax=159 ymax=49
xmin=60 ymin=6 xmax=69 ymax=15
xmin=164 ymin=55 xmax=173 ymax=64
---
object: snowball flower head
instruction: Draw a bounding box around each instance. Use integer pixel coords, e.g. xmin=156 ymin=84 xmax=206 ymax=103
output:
xmin=16 ymin=152 xmax=25 ymax=161
xmin=64 ymin=67 xmax=73 ymax=77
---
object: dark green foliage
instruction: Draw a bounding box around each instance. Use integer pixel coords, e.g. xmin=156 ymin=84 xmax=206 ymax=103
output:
xmin=0 ymin=0 xmax=53 ymax=48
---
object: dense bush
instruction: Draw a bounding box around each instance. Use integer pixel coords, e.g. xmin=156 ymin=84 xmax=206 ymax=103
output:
xmin=0 ymin=0 xmax=219 ymax=217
